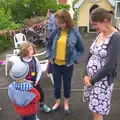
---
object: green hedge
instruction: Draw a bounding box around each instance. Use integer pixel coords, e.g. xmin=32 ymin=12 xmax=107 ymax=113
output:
xmin=0 ymin=8 xmax=23 ymax=30
xmin=0 ymin=35 xmax=13 ymax=52
xmin=0 ymin=7 xmax=22 ymax=52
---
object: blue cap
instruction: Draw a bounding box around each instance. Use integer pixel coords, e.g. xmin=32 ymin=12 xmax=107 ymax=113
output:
xmin=9 ymin=62 xmax=29 ymax=80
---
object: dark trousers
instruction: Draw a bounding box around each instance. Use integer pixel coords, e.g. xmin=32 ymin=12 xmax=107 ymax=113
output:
xmin=20 ymin=114 xmax=35 ymax=120
xmin=52 ymin=63 xmax=74 ymax=99
xmin=34 ymin=84 xmax=44 ymax=103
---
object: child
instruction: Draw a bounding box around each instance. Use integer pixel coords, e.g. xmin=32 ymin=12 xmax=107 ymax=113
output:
xmin=8 ymin=61 xmax=40 ymax=120
xmin=19 ymin=41 xmax=50 ymax=112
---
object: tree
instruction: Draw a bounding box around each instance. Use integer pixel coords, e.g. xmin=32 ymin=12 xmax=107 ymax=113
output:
xmin=0 ymin=7 xmax=22 ymax=30
xmin=0 ymin=0 xmax=15 ymax=13
xmin=0 ymin=0 xmax=70 ymax=23
xmin=10 ymin=0 xmax=58 ymax=22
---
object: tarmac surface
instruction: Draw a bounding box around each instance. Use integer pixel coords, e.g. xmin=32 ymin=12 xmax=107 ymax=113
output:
xmin=0 ymin=33 xmax=120 ymax=120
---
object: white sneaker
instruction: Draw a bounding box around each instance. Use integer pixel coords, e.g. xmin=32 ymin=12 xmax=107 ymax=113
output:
xmin=35 ymin=114 xmax=40 ymax=120
xmin=39 ymin=104 xmax=51 ymax=112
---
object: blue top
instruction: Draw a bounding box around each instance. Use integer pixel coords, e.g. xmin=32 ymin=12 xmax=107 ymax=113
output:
xmin=47 ymin=13 xmax=56 ymax=30
xmin=8 ymin=80 xmax=36 ymax=107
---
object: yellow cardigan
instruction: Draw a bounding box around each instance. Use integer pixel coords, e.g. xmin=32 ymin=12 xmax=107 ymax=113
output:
xmin=54 ymin=30 xmax=67 ymax=65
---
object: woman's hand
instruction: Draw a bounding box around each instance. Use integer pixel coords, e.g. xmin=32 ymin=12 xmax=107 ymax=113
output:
xmin=49 ymin=59 xmax=53 ymax=63
xmin=84 ymin=76 xmax=91 ymax=87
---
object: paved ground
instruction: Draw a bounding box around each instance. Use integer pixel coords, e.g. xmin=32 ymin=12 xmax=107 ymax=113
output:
xmin=0 ymin=33 xmax=120 ymax=120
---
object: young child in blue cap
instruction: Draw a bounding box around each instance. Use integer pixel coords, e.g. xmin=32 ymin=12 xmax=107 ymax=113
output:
xmin=8 ymin=61 xmax=40 ymax=120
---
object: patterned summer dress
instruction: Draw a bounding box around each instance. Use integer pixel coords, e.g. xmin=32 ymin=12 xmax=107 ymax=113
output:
xmin=83 ymin=33 xmax=115 ymax=115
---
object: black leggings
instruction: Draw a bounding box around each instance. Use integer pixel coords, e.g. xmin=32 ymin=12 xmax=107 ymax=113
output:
xmin=20 ymin=114 xmax=35 ymax=120
xmin=34 ymin=84 xmax=44 ymax=103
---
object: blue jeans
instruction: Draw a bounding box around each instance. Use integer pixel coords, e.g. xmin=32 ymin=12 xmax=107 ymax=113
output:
xmin=46 ymin=29 xmax=53 ymax=39
xmin=20 ymin=114 xmax=35 ymax=120
xmin=52 ymin=63 xmax=74 ymax=99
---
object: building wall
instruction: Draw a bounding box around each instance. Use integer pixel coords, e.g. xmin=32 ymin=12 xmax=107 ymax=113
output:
xmin=67 ymin=0 xmax=74 ymax=19
xmin=59 ymin=0 xmax=67 ymax=4
xmin=77 ymin=0 xmax=112 ymax=27
xmin=59 ymin=0 xmax=74 ymax=19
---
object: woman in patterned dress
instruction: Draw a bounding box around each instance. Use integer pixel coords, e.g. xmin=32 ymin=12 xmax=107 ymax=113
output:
xmin=83 ymin=8 xmax=120 ymax=120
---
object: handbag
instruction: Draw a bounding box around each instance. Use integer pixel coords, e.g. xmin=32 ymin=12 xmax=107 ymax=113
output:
xmin=46 ymin=61 xmax=52 ymax=74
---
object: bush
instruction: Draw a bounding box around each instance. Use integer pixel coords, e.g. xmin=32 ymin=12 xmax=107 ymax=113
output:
xmin=0 ymin=8 xmax=23 ymax=30
xmin=57 ymin=4 xmax=70 ymax=10
xmin=10 ymin=0 xmax=70 ymax=23
xmin=0 ymin=7 xmax=22 ymax=52
xmin=0 ymin=34 xmax=13 ymax=52
xmin=24 ymin=16 xmax=46 ymax=27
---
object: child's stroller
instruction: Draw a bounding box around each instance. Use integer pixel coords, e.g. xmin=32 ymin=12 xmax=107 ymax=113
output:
xmin=27 ymin=23 xmax=46 ymax=46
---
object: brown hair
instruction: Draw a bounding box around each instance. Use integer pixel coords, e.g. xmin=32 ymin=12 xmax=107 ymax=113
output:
xmin=54 ymin=9 xmax=74 ymax=28
xmin=90 ymin=7 xmax=112 ymax=22
xmin=19 ymin=41 xmax=36 ymax=57
xmin=108 ymin=9 xmax=114 ymax=15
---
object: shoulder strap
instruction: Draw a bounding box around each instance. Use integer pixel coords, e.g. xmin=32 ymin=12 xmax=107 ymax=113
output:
xmin=32 ymin=56 xmax=37 ymax=71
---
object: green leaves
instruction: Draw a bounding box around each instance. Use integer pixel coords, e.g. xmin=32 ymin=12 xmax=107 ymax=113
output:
xmin=0 ymin=8 xmax=22 ymax=30
xmin=0 ymin=0 xmax=71 ymax=23
xmin=0 ymin=35 xmax=13 ymax=52
xmin=10 ymin=0 xmax=58 ymax=22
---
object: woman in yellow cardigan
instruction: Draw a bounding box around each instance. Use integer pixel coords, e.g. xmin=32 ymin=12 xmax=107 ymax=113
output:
xmin=46 ymin=9 xmax=84 ymax=114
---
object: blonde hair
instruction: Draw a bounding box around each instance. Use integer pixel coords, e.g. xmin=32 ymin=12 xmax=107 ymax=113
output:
xmin=19 ymin=41 xmax=36 ymax=57
xmin=54 ymin=9 xmax=74 ymax=29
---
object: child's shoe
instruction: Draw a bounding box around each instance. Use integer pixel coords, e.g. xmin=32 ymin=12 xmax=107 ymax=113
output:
xmin=39 ymin=104 xmax=51 ymax=113
xmin=35 ymin=114 xmax=40 ymax=120
xmin=64 ymin=109 xmax=70 ymax=115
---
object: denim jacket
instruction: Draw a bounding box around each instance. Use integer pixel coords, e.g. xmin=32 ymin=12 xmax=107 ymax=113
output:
xmin=46 ymin=27 xmax=84 ymax=65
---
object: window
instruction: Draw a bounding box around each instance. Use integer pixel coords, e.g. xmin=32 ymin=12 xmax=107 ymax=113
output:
xmin=115 ymin=1 xmax=120 ymax=19
xmin=89 ymin=0 xmax=101 ymax=2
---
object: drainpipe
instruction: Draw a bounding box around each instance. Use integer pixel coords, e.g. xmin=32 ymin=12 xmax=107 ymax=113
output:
xmin=115 ymin=0 xmax=120 ymax=30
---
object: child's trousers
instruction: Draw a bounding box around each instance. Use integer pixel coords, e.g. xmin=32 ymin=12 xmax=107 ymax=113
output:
xmin=20 ymin=114 xmax=35 ymax=120
xmin=34 ymin=84 xmax=44 ymax=103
